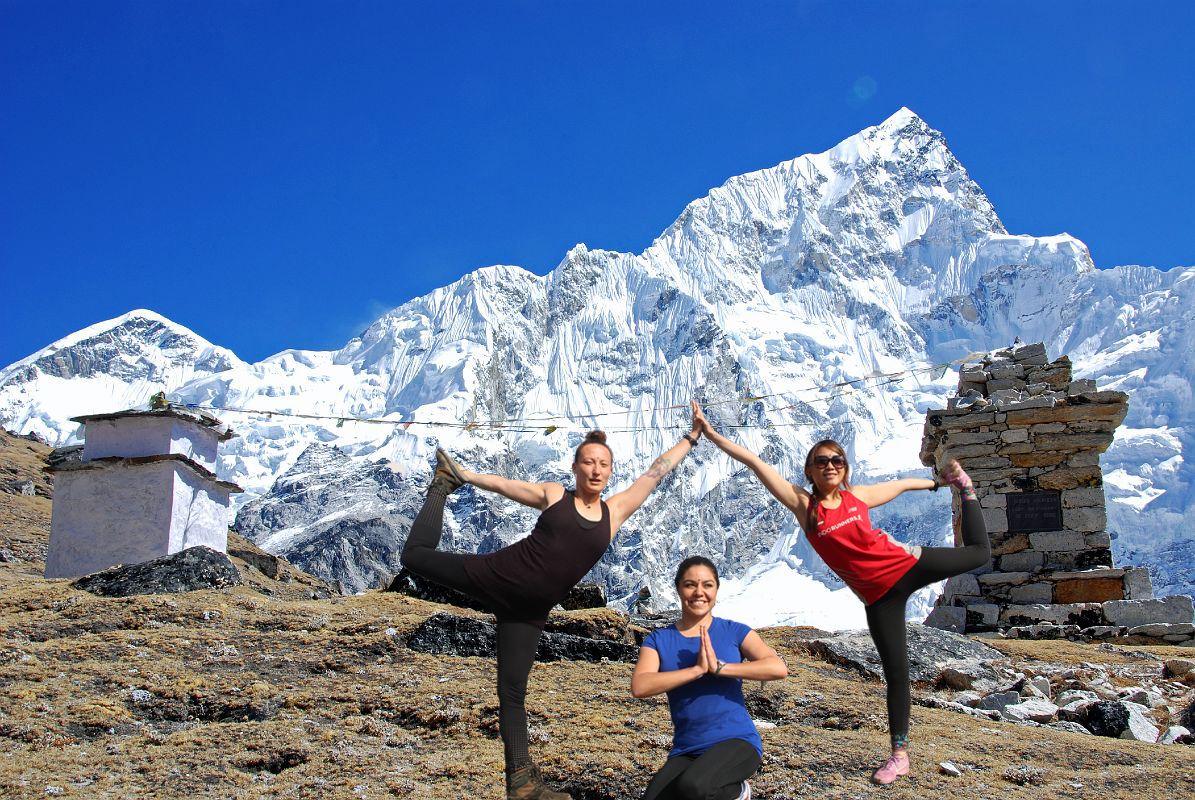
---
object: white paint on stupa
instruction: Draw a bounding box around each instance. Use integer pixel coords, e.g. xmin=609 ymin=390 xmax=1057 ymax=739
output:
xmin=45 ymin=406 xmax=241 ymax=580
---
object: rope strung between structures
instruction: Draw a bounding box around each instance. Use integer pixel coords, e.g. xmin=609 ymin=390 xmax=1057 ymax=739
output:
xmin=175 ymin=352 xmax=979 ymax=435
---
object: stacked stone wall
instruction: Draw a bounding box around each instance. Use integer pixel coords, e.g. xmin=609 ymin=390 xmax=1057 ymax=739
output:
xmin=920 ymin=342 xmax=1194 ymax=646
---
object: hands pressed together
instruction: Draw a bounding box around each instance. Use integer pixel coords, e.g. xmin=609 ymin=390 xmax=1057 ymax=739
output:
xmin=693 ymin=624 xmax=722 ymax=677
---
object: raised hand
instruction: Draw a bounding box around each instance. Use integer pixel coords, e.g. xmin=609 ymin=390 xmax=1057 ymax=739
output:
xmin=690 ymin=400 xmax=712 ymax=437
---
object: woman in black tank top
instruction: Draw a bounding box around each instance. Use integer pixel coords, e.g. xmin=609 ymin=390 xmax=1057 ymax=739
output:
xmin=401 ymin=402 xmax=703 ymax=800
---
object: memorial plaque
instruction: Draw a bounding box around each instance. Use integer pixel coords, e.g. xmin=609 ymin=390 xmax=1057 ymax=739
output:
xmin=1006 ymin=490 xmax=1063 ymax=533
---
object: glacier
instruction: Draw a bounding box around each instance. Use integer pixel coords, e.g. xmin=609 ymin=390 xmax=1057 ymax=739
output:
xmin=2 ymin=108 xmax=1191 ymax=629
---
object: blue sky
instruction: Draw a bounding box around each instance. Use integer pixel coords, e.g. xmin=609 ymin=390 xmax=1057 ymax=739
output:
xmin=2 ymin=1 xmax=1193 ymax=369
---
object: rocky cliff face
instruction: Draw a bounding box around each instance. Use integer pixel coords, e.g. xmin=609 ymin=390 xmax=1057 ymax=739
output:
xmin=2 ymin=109 xmax=1192 ymax=621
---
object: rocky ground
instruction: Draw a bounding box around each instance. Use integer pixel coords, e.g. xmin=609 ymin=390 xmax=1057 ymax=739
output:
xmin=1 ymin=429 xmax=1192 ymax=799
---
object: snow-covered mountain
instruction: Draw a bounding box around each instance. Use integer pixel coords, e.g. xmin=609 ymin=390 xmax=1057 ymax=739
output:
xmin=3 ymin=109 xmax=1191 ymax=629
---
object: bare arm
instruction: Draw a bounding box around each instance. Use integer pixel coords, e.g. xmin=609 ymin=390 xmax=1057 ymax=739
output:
xmin=711 ymin=630 xmax=788 ymax=682
xmin=852 ymin=478 xmax=935 ymax=510
xmin=605 ymin=401 xmax=702 ymax=534
xmin=463 ymin=469 xmax=564 ymax=510
xmin=631 ymin=645 xmax=708 ymax=699
xmin=697 ymin=412 xmax=809 ymax=516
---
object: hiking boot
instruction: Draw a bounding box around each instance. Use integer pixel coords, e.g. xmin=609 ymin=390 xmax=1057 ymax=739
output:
xmin=938 ymin=459 xmax=973 ymax=493
xmin=506 ymin=764 xmax=572 ymax=799
xmin=427 ymin=447 xmax=468 ymax=496
xmin=870 ymin=751 xmax=909 ymax=785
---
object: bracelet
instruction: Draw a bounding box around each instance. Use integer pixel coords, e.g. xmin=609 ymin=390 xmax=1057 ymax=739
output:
xmin=683 ymin=434 xmax=698 ymax=448
xmin=715 ymin=659 xmax=726 ymax=675
xmin=930 ymin=476 xmax=941 ymax=492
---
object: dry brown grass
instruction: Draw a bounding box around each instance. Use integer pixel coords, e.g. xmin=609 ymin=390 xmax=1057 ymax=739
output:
xmin=1 ymin=430 xmax=1192 ymax=799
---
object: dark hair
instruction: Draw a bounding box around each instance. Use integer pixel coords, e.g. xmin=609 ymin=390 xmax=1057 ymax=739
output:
xmin=803 ymin=439 xmax=851 ymax=533
xmin=573 ymin=430 xmax=612 ymax=463
xmin=674 ymin=556 xmax=719 ymax=590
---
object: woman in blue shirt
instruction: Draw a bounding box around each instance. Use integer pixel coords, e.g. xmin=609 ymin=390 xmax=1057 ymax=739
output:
xmin=632 ymin=556 xmax=788 ymax=800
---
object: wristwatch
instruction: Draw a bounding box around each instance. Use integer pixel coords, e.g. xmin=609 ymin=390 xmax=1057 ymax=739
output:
xmin=683 ymin=433 xmax=698 ymax=448
xmin=715 ymin=659 xmax=726 ymax=676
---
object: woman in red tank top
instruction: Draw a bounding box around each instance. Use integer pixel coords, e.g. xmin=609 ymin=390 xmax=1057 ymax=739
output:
xmin=695 ymin=406 xmax=989 ymax=786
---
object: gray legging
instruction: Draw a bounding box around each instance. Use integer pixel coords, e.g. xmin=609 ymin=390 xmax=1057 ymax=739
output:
xmin=400 ymin=489 xmax=542 ymax=773
xmin=864 ymin=498 xmax=990 ymax=746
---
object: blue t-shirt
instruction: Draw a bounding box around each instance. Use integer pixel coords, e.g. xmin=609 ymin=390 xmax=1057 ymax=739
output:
xmin=642 ymin=616 xmax=763 ymax=758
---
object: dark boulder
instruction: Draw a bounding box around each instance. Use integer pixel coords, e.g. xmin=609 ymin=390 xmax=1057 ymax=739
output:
xmin=385 ymin=568 xmax=489 ymax=612
xmin=558 ymin=582 xmax=607 ymax=611
xmin=71 ymin=546 xmax=242 ymax=597
xmin=407 ymin=613 xmax=639 ymax=663
xmin=1083 ymin=700 xmax=1130 ymax=737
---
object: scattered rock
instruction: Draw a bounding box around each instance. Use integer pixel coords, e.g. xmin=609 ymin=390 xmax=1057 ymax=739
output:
xmin=1161 ymin=660 xmax=1190 ymax=679
xmin=1047 ymin=720 xmax=1093 ymax=735
xmin=1003 ymin=698 xmax=1058 ymax=723
xmin=975 ymin=691 xmax=1021 ymax=713
xmin=935 ymin=660 xmax=999 ymax=691
xmin=1119 ymin=706 xmax=1159 ymax=742
xmin=939 ymin=761 xmax=962 ymax=777
xmin=1159 ymin=725 xmax=1190 ymax=745
xmin=1002 ymin=765 xmax=1046 ymax=786
xmin=1 ymin=478 xmax=35 ymax=496
xmin=70 ymin=546 xmax=242 ymax=597
xmin=1056 ymin=689 xmax=1099 ymax=706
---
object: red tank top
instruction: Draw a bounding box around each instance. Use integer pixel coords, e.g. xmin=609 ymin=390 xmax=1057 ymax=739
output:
xmin=806 ymin=490 xmax=920 ymax=604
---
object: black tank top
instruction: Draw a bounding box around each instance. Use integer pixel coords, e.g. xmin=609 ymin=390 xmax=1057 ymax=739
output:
xmin=463 ymin=490 xmax=611 ymax=626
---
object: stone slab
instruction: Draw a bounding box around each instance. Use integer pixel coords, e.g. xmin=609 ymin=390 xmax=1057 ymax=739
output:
xmin=1061 ymin=487 xmax=1105 ymax=508
xmin=1037 ymin=467 xmax=1104 ymax=490
xmin=1063 ymin=506 xmax=1107 ymax=532
xmin=1009 ymin=583 xmax=1054 ymax=604
xmin=1000 ymin=551 xmax=1044 ymax=572
xmin=1126 ymin=623 xmax=1195 ymax=637
xmin=1123 ymin=567 xmax=1153 ymax=600
xmin=1029 ymin=531 xmax=1087 ymax=551
xmin=1054 ymin=578 xmax=1124 ymax=604
xmin=1103 ymin=596 xmax=1195 ymax=627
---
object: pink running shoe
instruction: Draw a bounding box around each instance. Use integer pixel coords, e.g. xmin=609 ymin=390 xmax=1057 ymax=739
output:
xmin=870 ymin=752 xmax=909 ymax=785
xmin=939 ymin=459 xmax=973 ymax=493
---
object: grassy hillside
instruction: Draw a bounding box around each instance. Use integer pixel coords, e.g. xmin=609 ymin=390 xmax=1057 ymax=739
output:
xmin=1 ymin=430 xmax=1191 ymax=799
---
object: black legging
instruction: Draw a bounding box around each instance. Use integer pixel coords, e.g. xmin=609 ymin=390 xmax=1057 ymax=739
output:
xmin=400 ymin=490 xmax=542 ymax=772
xmin=864 ymin=498 xmax=990 ymax=746
xmin=642 ymin=738 xmax=760 ymax=800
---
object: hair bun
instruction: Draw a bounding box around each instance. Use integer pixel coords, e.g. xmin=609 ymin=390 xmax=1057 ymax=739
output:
xmin=584 ymin=430 xmax=607 ymax=444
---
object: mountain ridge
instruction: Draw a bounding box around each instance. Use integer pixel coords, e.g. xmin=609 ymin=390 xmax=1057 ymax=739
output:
xmin=2 ymin=108 xmax=1191 ymax=625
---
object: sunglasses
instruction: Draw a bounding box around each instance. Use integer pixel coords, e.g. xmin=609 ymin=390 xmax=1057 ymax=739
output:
xmin=813 ymin=455 xmax=846 ymax=468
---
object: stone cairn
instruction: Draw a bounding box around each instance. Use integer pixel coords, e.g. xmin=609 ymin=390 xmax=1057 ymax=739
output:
xmin=920 ymin=342 xmax=1194 ymax=645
